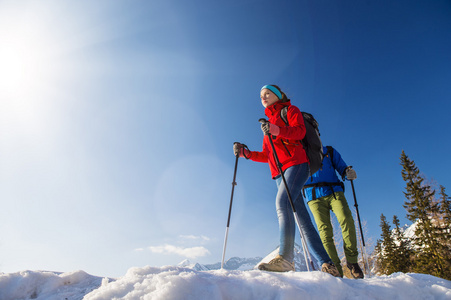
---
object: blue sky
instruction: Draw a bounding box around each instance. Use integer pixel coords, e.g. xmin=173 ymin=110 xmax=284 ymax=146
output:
xmin=0 ymin=0 xmax=450 ymax=277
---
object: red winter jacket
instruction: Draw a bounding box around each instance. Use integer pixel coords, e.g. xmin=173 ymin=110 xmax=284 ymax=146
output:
xmin=249 ymin=100 xmax=309 ymax=179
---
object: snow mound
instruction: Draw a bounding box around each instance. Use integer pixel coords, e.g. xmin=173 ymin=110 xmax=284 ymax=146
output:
xmin=84 ymin=266 xmax=450 ymax=300
xmin=1 ymin=266 xmax=450 ymax=300
xmin=0 ymin=269 xmax=108 ymax=300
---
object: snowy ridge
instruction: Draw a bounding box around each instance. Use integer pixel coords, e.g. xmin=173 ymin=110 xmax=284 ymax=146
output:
xmin=177 ymin=256 xmax=263 ymax=271
xmin=1 ymin=267 xmax=450 ymax=300
xmin=0 ymin=270 xmax=109 ymax=300
xmin=402 ymin=221 xmax=418 ymax=240
xmin=2 ymin=238 xmax=449 ymax=300
xmin=4 ymin=225 xmax=447 ymax=299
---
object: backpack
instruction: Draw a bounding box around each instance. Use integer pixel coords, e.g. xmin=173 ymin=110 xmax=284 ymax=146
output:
xmin=302 ymin=145 xmax=345 ymax=200
xmin=280 ymin=107 xmax=324 ymax=176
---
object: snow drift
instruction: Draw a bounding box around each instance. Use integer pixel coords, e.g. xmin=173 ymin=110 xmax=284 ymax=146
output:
xmin=1 ymin=266 xmax=450 ymax=300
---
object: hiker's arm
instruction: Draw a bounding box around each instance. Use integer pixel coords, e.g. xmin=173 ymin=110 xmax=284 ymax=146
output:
xmin=332 ymin=148 xmax=349 ymax=178
xmin=248 ymin=151 xmax=268 ymax=162
xmin=247 ymin=138 xmax=270 ymax=163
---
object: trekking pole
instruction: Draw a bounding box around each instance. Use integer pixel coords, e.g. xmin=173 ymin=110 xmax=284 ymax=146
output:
xmin=350 ymin=180 xmax=364 ymax=247
xmin=259 ymin=119 xmax=315 ymax=271
xmin=350 ymin=179 xmax=371 ymax=276
xmin=221 ymin=146 xmax=240 ymax=269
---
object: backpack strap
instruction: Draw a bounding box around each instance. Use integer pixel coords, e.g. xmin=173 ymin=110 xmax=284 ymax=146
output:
xmin=326 ymin=146 xmax=334 ymax=163
xmin=280 ymin=106 xmax=288 ymax=125
xmin=326 ymin=145 xmax=337 ymax=172
xmin=279 ymin=106 xmax=301 ymax=146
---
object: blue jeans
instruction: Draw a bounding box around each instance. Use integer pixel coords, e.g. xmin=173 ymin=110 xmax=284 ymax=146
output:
xmin=275 ymin=163 xmax=332 ymax=265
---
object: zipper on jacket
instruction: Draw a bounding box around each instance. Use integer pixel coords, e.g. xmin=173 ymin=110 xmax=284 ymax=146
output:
xmin=280 ymin=138 xmax=292 ymax=157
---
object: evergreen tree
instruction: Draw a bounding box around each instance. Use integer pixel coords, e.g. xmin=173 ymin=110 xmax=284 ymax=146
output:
xmin=391 ymin=215 xmax=414 ymax=273
xmin=437 ymin=186 xmax=451 ymax=276
xmin=400 ymin=151 xmax=450 ymax=279
xmin=375 ymin=214 xmax=397 ymax=275
xmin=438 ymin=186 xmax=451 ymax=238
xmin=373 ymin=240 xmax=382 ymax=275
xmin=400 ymin=151 xmax=435 ymax=223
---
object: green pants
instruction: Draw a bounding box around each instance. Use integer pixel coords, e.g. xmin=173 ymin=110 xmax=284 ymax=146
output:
xmin=307 ymin=191 xmax=358 ymax=275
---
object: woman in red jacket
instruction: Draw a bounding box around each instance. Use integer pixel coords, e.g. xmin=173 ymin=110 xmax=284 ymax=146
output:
xmin=234 ymin=85 xmax=340 ymax=276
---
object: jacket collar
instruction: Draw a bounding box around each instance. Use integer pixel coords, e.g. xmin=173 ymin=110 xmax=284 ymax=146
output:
xmin=265 ymin=100 xmax=291 ymax=118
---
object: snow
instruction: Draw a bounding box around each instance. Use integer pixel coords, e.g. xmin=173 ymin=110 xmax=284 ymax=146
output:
xmin=0 ymin=270 xmax=105 ymax=300
xmin=1 ymin=266 xmax=450 ymax=300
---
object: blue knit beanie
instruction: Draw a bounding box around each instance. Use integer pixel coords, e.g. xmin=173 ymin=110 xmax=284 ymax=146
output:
xmin=261 ymin=85 xmax=282 ymax=100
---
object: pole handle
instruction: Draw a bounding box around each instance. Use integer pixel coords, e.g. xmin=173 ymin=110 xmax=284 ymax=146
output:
xmin=233 ymin=141 xmax=242 ymax=159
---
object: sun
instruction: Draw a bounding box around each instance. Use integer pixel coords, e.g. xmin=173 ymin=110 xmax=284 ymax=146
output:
xmin=0 ymin=15 xmax=55 ymax=100
xmin=0 ymin=1 xmax=76 ymax=134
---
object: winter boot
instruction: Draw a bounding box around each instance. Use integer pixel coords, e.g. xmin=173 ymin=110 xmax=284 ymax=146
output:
xmin=345 ymin=263 xmax=364 ymax=279
xmin=258 ymin=255 xmax=295 ymax=272
xmin=321 ymin=262 xmax=341 ymax=277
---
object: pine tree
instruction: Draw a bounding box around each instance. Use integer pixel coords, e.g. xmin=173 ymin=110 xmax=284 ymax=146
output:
xmin=391 ymin=215 xmax=414 ymax=273
xmin=400 ymin=151 xmax=434 ymax=223
xmin=375 ymin=214 xmax=397 ymax=275
xmin=437 ymin=186 xmax=451 ymax=277
xmin=400 ymin=151 xmax=450 ymax=279
xmin=438 ymin=186 xmax=451 ymax=239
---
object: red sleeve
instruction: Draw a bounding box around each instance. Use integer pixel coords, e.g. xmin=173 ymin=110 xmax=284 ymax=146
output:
xmin=277 ymin=106 xmax=306 ymax=140
xmin=249 ymin=151 xmax=268 ymax=163
xmin=248 ymin=138 xmax=270 ymax=163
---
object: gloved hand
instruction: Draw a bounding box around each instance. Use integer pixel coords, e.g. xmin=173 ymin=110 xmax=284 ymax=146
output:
xmin=261 ymin=122 xmax=280 ymax=136
xmin=233 ymin=142 xmax=250 ymax=158
xmin=346 ymin=167 xmax=357 ymax=180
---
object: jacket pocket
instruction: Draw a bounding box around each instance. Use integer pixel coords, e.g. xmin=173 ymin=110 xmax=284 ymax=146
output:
xmin=281 ymin=141 xmax=292 ymax=157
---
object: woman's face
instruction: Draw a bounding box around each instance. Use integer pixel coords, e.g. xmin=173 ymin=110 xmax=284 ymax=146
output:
xmin=260 ymin=89 xmax=280 ymax=108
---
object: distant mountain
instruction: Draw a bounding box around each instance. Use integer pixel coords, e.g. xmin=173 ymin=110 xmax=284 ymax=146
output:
xmin=179 ymin=243 xmax=319 ymax=272
xmin=401 ymin=221 xmax=417 ymax=240
xmin=178 ymin=259 xmax=212 ymax=271
xmin=178 ymin=257 xmax=263 ymax=271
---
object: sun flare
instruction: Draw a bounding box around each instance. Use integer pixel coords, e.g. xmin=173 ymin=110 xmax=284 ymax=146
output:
xmin=0 ymin=16 xmax=56 ymax=100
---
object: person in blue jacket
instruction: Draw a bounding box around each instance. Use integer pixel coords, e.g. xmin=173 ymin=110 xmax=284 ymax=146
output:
xmin=303 ymin=145 xmax=364 ymax=279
